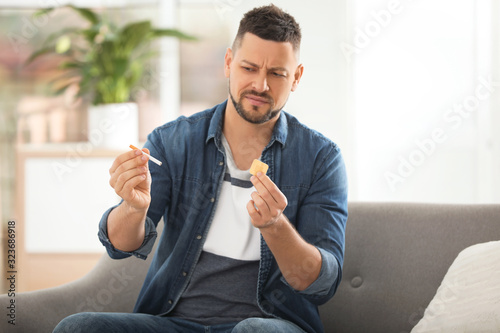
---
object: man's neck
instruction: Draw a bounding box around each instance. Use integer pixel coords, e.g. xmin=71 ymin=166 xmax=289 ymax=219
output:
xmin=222 ymin=101 xmax=278 ymax=170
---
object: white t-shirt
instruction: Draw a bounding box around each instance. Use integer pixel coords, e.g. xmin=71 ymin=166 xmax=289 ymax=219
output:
xmin=202 ymin=134 xmax=261 ymax=261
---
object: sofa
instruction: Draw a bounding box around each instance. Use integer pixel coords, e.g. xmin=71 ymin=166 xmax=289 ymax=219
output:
xmin=2 ymin=202 xmax=499 ymax=333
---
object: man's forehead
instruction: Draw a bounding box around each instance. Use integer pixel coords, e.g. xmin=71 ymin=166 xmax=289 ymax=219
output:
xmin=234 ymin=33 xmax=299 ymax=65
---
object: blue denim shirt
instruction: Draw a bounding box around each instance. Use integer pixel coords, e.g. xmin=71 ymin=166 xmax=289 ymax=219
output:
xmin=98 ymin=100 xmax=348 ymax=333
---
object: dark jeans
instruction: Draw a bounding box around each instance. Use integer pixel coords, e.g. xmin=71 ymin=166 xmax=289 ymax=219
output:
xmin=53 ymin=312 xmax=306 ymax=333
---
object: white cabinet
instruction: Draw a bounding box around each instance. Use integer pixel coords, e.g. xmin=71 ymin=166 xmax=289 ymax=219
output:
xmin=17 ymin=144 xmax=124 ymax=291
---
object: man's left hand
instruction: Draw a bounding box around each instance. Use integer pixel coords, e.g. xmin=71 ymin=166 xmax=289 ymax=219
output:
xmin=247 ymin=173 xmax=288 ymax=229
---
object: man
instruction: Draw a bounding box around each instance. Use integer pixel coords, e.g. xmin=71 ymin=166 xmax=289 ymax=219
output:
xmin=54 ymin=4 xmax=347 ymax=333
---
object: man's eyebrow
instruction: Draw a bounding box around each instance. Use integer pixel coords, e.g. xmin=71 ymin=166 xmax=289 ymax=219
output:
xmin=241 ymin=60 xmax=259 ymax=68
xmin=241 ymin=60 xmax=289 ymax=73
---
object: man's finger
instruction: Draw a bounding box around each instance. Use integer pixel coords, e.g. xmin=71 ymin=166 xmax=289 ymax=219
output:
xmin=251 ymin=191 xmax=270 ymax=214
xmin=251 ymin=173 xmax=286 ymax=207
xmin=109 ymin=149 xmax=142 ymax=175
xmin=112 ymin=167 xmax=147 ymax=192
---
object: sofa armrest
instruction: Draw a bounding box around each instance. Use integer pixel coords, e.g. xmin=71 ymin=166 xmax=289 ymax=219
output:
xmin=0 ymin=252 xmax=152 ymax=332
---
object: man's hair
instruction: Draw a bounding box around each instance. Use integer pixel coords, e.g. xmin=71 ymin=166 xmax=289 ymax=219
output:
xmin=232 ymin=4 xmax=301 ymax=54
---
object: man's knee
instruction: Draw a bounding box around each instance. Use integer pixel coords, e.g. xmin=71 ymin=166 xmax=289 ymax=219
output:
xmin=232 ymin=318 xmax=268 ymax=333
xmin=53 ymin=312 xmax=102 ymax=333
xmin=232 ymin=317 xmax=304 ymax=333
xmin=233 ymin=318 xmax=294 ymax=333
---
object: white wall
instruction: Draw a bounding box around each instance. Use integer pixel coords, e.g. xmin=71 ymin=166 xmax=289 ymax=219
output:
xmin=490 ymin=1 xmax=500 ymax=203
xmin=177 ymin=0 xmax=500 ymax=203
xmin=351 ymin=0 xmax=499 ymax=203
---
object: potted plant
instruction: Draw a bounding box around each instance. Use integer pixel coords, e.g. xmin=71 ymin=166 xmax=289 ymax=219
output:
xmin=27 ymin=5 xmax=196 ymax=148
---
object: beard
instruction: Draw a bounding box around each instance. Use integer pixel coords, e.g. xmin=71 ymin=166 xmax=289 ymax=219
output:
xmin=228 ymin=82 xmax=283 ymax=124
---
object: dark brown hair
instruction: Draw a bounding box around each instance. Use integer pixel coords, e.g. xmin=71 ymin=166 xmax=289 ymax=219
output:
xmin=232 ymin=4 xmax=301 ymax=54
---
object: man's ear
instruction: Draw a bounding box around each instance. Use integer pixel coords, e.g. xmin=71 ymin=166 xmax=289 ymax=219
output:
xmin=291 ymin=64 xmax=304 ymax=92
xmin=224 ymin=48 xmax=233 ymax=78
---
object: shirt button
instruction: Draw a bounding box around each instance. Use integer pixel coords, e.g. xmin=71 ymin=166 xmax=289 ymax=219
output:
xmin=168 ymin=300 xmax=173 ymax=304
xmin=219 ymin=161 xmax=224 ymax=166
xmin=210 ymin=197 xmax=215 ymax=203
xmin=182 ymin=272 xmax=187 ymax=277
xmin=196 ymin=235 xmax=202 ymax=240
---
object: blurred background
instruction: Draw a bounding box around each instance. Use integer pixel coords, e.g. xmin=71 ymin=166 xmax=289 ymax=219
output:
xmin=0 ymin=0 xmax=499 ymax=293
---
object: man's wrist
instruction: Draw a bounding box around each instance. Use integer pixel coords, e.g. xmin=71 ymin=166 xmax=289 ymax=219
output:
xmin=121 ymin=201 xmax=148 ymax=221
xmin=258 ymin=214 xmax=288 ymax=236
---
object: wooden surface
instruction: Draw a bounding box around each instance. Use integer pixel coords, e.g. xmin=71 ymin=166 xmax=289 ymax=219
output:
xmin=21 ymin=253 xmax=103 ymax=291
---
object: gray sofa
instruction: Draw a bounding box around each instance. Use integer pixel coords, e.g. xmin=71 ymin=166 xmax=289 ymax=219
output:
xmin=2 ymin=202 xmax=499 ymax=333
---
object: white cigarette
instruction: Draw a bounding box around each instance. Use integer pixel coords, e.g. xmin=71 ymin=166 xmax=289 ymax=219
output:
xmin=129 ymin=145 xmax=162 ymax=166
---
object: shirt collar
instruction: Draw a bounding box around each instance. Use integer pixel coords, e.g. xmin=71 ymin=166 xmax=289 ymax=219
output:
xmin=206 ymin=99 xmax=289 ymax=148
xmin=206 ymin=100 xmax=226 ymax=146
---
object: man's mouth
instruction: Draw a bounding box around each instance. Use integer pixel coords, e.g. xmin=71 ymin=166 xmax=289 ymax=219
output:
xmin=245 ymin=94 xmax=270 ymax=107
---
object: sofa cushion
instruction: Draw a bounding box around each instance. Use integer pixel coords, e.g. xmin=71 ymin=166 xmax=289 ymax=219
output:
xmin=411 ymin=241 xmax=500 ymax=332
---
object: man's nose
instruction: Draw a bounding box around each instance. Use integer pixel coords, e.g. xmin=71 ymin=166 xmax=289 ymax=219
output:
xmin=252 ymin=72 xmax=269 ymax=92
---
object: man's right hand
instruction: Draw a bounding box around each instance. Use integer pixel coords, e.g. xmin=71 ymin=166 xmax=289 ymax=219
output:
xmin=109 ymin=148 xmax=152 ymax=212
xmin=106 ymin=148 xmax=152 ymax=252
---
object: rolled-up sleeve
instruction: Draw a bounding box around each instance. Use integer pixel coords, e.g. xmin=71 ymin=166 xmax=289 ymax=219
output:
xmin=288 ymin=143 xmax=348 ymax=304
xmin=97 ymin=205 xmax=158 ymax=260
xmin=280 ymin=247 xmax=339 ymax=296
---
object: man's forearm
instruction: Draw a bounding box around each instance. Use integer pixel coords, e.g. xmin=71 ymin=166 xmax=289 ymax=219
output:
xmin=259 ymin=215 xmax=322 ymax=291
xmin=107 ymin=202 xmax=147 ymax=252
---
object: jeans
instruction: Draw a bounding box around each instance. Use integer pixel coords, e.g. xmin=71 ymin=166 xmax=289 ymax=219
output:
xmin=52 ymin=313 xmax=306 ymax=333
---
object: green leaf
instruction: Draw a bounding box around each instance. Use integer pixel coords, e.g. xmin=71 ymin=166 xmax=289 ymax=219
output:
xmin=67 ymin=5 xmax=99 ymax=25
xmin=46 ymin=70 xmax=79 ymax=86
xmin=125 ymin=60 xmax=143 ymax=88
xmin=25 ymin=47 xmax=54 ymax=65
xmin=112 ymin=58 xmax=129 ymax=78
xmin=53 ymin=82 xmax=77 ymax=95
xmin=114 ymin=78 xmax=130 ymax=103
xmin=55 ymin=35 xmax=72 ymax=53
xmin=118 ymin=21 xmax=152 ymax=55
xmin=133 ymin=50 xmax=159 ymax=64
xmin=59 ymin=61 xmax=84 ymax=70
xmin=151 ymin=29 xmax=198 ymax=41
xmin=94 ymin=40 xmax=117 ymax=74
xmin=80 ymin=27 xmax=100 ymax=43
xmin=33 ymin=7 xmax=55 ymax=18
xmin=42 ymin=27 xmax=82 ymax=48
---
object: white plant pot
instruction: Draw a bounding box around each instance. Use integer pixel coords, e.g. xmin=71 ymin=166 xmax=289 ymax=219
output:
xmin=87 ymin=102 xmax=139 ymax=149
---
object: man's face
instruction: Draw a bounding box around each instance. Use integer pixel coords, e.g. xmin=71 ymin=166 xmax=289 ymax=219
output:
xmin=224 ymin=33 xmax=303 ymax=124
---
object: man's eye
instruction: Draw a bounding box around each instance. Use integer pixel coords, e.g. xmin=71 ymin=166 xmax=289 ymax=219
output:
xmin=243 ymin=67 xmax=254 ymax=72
xmin=273 ymin=72 xmax=286 ymax=77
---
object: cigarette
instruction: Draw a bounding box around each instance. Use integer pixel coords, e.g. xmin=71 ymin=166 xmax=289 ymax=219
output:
xmin=129 ymin=144 xmax=162 ymax=166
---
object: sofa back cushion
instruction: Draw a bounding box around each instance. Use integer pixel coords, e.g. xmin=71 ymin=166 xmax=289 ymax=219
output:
xmin=320 ymin=202 xmax=500 ymax=333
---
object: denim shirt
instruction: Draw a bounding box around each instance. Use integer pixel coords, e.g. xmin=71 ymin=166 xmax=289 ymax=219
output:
xmin=98 ymin=100 xmax=348 ymax=333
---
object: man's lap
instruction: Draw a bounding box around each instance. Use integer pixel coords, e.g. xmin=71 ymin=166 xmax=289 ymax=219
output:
xmin=52 ymin=312 xmax=306 ymax=333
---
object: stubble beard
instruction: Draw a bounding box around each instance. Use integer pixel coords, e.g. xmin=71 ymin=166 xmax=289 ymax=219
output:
xmin=228 ymin=80 xmax=283 ymax=125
